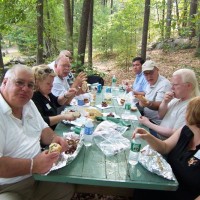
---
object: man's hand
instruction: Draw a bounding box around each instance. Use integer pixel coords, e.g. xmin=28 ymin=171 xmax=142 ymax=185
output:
xmin=73 ymin=72 xmax=87 ymax=88
xmin=32 ymin=151 xmax=60 ymax=174
xmin=138 ymin=116 xmax=151 ymax=126
xmin=64 ymin=88 xmax=77 ymax=98
xmin=163 ymin=91 xmax=174 ymax=104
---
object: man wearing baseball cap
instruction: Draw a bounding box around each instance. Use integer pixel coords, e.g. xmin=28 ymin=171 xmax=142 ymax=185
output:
xmin=136 ymin=60 xmax=171 ymax=128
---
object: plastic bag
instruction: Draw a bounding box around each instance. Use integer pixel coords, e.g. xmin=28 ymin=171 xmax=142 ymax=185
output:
xmin=93 ymin=121 xmax=130 ymax=156
xmin=139 ymin=145 xmax=176 ymax=181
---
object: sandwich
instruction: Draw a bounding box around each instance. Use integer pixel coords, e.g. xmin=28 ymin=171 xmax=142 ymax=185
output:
xmin=81 ymin=81 xmax=88 ymax=93
xmin=48 ymin=143 xmax=62 ymax=154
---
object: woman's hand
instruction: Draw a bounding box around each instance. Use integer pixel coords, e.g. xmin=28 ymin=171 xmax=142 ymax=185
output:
xmin=61 ymin=113 xmax=77 ymax=122
xmin=138 ymin=116 xmax=151 ymax=126
xmin=132 ymin=127 xmax=151 ymax=140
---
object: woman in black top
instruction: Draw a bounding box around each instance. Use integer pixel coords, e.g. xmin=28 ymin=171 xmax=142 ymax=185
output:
xmin=32 ymin=65 xmax=78 ymax=130
xmin=132 ymin=96 xmax=200 ymax=200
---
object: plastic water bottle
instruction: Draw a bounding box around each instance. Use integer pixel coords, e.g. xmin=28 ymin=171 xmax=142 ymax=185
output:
xmin=111 ymin=75 xmax=117 ymax=88
xmin=83 ymin=119 xmax=94 ymax=147
xmin=129 ymin=134 xmax=141 ymax=165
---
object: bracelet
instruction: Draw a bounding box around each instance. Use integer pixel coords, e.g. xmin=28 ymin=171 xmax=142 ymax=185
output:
xmin=30 ymin=158 xmax=33 ymax=175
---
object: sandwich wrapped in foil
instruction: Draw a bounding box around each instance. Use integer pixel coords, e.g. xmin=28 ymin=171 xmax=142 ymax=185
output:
xmin=139 ymin=145 xmax=176 ymax=181
xmin=45 ymin=131 xmax=83 ymax=175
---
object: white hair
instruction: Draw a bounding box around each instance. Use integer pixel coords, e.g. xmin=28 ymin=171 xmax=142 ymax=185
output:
xmin=173 ymin=68 xmax=200 ymax=97
xmin=4 ymin=65 xmax=32 ymax=79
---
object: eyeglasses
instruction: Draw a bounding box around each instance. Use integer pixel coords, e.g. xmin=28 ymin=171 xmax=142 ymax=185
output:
xmin=143 ymin=69 xmax=155 ymax=76
xmin=171 ymin=83 xmax=187 ymax=87
xmin=13 ymin=79 xmax=35 ymax=90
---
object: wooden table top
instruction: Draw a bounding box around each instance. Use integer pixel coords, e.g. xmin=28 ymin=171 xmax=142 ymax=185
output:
xmin=34 ymin=87 xmax=178 ymax=192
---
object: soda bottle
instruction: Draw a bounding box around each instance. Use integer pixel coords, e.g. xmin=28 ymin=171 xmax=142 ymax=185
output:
xmin=70 ymin=126 xmax=81 ymax=135
xmin=129 ymin=134 xmax=141 ymax=165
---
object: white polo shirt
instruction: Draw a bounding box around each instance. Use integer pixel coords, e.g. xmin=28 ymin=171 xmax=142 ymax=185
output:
xmin=0 ymin=94 xmax=48 ymax=185
xmin=51 ymin=76 xmax=70 ymax=97
xmin=144 ymin=75 xmax=171 ymax=125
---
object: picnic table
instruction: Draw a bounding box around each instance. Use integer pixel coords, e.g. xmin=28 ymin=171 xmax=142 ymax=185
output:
xmin=34 ymin=86 xmax=178 ymax=197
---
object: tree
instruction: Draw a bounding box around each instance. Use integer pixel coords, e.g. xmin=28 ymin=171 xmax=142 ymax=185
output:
xmin=189 ymin=0 xmax=198 ymax=38
xmin=88 ymin=0 xmax=94 ymax=68
xmin=165 ymin=0 xmax=172 ymax=39
xmin=63 ymin=0 xmax=73 ymax=52
xmin=77 ymin=0 xmax=91 ymax=68
xmin=36 ymin=0 xmax=44 ymax=64
xmin=141 ymin=0 xmax=150 ymax=60
xmin=0 ymin=34 xmax=4 ymax=74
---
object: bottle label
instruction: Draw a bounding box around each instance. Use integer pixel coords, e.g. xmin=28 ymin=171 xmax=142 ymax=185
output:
xmin=131 ymin=143 xmax=141 ymax=152
xmin=112 ymin=78 xmax=116 ymax=83
xmin=84 ymin=126 xmax=94 ymax=135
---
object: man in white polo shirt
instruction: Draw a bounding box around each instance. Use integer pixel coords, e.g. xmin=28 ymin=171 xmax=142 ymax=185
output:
xmin=0 ymin=65 xmax=74 ymax=200
xmin=136 ymin=60 xmax=171 ymax=127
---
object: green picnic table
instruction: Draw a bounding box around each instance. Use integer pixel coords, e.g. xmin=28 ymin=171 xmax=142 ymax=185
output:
xmin=34 ymin=87 xmax=178 ymax=197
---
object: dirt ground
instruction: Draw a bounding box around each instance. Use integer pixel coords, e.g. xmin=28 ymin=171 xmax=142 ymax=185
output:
xmin=96 ymin=49 xmax=200 ymax=86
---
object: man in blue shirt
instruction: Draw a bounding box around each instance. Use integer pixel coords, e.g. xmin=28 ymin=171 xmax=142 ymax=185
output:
xmin=126 ymin=57 xmax=148 ymax=95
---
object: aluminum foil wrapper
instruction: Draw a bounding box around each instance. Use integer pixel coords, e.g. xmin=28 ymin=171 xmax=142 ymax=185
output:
xmin=45 ymin=132 xmax=83 ymax=175
xmin=139 ymin=145 xmax=176 ymax=181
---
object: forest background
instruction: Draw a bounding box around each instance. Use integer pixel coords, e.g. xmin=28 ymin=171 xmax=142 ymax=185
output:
xmin=0 ymin=0 xmax=200 ymax=199
xmin=0 ymin=0 xmax=200 ymax=86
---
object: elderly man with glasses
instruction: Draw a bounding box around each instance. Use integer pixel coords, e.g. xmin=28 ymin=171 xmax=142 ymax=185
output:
xmin=135 ymin=60 xmax=171 ymax=131
xmin=49 ymin=50 xmax=74 ymax=86
xmin=0 ymin=65 xmax=74 ymax=200
xmin=138 ymin=68 xmax=200 ymax=139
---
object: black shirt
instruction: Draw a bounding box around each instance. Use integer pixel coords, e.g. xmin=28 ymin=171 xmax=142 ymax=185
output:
xmin=32 ymin=91 xmax=61 ymax=130
xmin=167 ymin=125 xmax=200 ymax=199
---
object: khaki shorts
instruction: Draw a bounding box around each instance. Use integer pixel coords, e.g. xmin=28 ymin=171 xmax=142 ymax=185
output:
xmin=0 ymin=177 xmax=74 ymax=200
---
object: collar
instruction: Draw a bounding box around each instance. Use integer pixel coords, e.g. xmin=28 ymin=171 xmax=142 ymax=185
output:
xmin=136 ymin=72 xmax=143 ymax=78
xmin=0 ymin=94 xmax=34 ymax=120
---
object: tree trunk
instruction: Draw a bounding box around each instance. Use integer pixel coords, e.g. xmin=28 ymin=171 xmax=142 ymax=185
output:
xmin=77 ymin=0 xmax=91 ymax=68
xmin=36 ymin=0 xmax=44 ymax=64
xmin=88 ymin=0 xmax=93 ymax=68
xmin=175 ymin=0 xmax=181 ymax=36
xmin=63 ymin=0 xmax=73 ymax=52
xmin=189 ymin=0 xmax=198 ymax=38
xmin=0 ymin=34 xmax=4 ymax=82
xmin=182 ymin=0 xmax=188 ymax=28
xmin=44 ymin=0 xmax=52 ymax=58
xmin=165 ymin=0 xmax=172 ymax=39
xmin=110 ymin=0 xmax=113 ymax=14
xmin=161 ymin=0 xmax=165 ymax=40
xmin=141 ymin=0 xmax=150 ymax=60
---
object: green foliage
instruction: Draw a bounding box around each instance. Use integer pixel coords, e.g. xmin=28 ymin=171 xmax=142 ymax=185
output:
xmin=93 ymin=0 xmax=144 ymax=68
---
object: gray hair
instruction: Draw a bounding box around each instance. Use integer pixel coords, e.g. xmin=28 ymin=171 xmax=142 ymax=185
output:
xmin=173 ymin=68 xmax=200 ymax=97
xmin=4 ymin=65 xmax=33 ymax=79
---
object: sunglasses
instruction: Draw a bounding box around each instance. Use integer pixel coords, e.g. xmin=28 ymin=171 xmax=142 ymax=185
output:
xmin=39 ymin=68 xmax=54 ymax=74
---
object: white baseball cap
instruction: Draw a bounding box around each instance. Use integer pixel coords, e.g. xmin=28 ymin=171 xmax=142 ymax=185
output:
xmin=142 ymin=60 xmax=158 ymax=72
